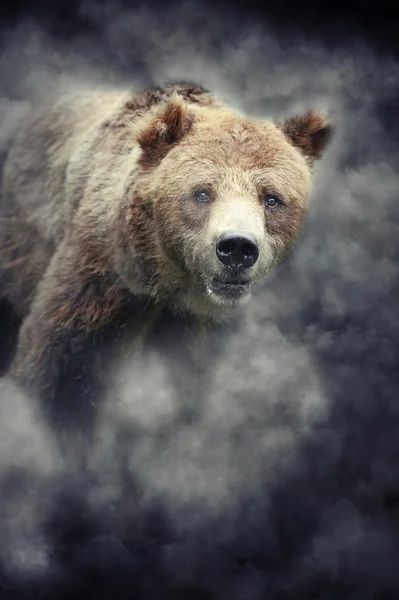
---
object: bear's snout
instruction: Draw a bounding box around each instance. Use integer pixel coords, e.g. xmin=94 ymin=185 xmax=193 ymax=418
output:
xmin=215 ymin=231 xmax=259 ymax=270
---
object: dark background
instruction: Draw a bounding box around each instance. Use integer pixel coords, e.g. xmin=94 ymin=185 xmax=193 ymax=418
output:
xmin=1 ymin=0 xmax=399 ymax=53
xmin=1 ymin=1 xmax=399 ymax=599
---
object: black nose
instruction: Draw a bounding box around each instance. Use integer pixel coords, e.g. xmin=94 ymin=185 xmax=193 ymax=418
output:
xmin=216 ymin=231 xmax=259 ymax=269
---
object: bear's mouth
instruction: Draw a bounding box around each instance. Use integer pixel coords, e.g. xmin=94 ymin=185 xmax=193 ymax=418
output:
xmin=207 ymin=277 xmax=250 ymax=300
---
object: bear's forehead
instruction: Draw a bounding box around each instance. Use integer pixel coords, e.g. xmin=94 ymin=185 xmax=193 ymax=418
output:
xmin=188 ymin=115 xmax=304 ymax=170
xmin=156 ymin=111 xmax=312 ymax=202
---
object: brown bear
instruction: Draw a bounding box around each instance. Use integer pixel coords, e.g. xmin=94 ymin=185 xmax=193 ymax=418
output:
xmin=0 ymin=81 xmax=332 ymax=437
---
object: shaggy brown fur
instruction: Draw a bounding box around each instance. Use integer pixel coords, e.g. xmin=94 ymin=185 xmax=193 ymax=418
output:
xmin=0 ymin=81 xmax=332 ymax=437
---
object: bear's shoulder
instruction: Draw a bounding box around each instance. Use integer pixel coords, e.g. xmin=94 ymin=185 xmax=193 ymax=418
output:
xmin=103 ymin=81 xmax=219 ymax=130
xmin=131 ymin=81 xmax=217 ymax=110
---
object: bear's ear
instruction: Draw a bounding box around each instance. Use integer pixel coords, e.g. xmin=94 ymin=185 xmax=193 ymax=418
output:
xmin=137 ymin=97 xmax=193 ymax=168
xmin=277 ymin=111 xmax=333 ymax=163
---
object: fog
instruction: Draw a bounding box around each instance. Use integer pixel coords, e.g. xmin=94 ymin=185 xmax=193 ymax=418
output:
xmin=1 ymin=2 xmax=399 ymax=597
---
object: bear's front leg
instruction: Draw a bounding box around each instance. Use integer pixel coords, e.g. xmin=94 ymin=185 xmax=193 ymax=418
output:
xmin=10 ymin=240 xmax=131 ymax=444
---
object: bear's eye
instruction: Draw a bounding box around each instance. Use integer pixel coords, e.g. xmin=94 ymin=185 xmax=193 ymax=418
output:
xmin=264 ymin=194 xmax=281 ymax=209
xmin=195 ymin=190 xmax=211 ymax=203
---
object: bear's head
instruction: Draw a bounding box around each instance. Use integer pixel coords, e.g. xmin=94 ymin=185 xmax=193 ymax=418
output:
xmin=129 ymin=90 xmax=332 ymax=320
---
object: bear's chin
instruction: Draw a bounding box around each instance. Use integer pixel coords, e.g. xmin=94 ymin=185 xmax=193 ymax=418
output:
xmin=169 ymin=284 xmax=250 ymax=320
xmin=206 ymin=278 xmax=252 ymax=307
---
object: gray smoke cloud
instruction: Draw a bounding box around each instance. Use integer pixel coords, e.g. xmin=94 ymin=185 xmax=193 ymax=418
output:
xmin=1 ymin=2 xmax=399 ymax=598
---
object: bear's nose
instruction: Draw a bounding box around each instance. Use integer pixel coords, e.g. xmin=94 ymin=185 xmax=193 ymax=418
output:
xmin=216 ymin=231 xmax=259 ymax=270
